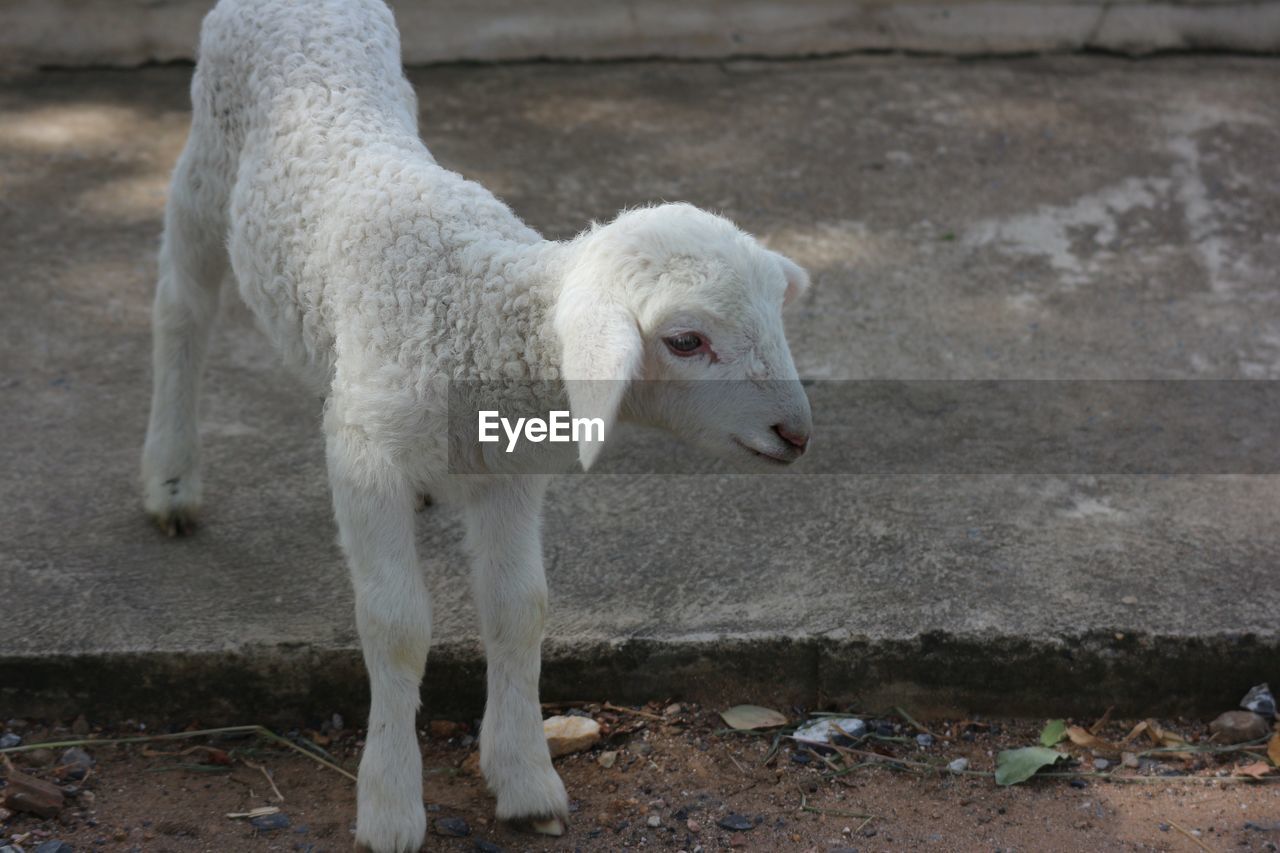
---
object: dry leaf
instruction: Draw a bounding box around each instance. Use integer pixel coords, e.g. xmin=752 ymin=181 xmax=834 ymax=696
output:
xmin=1066 ymin=725 xmax=1119 ymax=754
xmin=1268 ymin=734 xmax=1280 ymax=767
xmin=1121 ymin=721 xmax=1148 ymax=745
xmin=1237 ymin=761 xmax=1273 ymax=779
xmin=1089 ymin=706 xmax=1115 ymax=735
xmin=1144 ymin=719 xmax=1188 ymax=748
xmin=719 ymin=705 xmax=787 ymax=730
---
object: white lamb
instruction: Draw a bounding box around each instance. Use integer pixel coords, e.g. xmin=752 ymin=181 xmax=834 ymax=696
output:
xmin=141 ymin=0 xmax=813 ymax=849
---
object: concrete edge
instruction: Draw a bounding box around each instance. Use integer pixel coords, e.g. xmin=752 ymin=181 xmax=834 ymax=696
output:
xmin=2 ymin=631 xmax=1274 ymax=724
xmin=1 ymin=1 xmax=1279 ymax=70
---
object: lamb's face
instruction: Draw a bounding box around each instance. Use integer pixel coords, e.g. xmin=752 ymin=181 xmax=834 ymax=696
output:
xmin=557 ymin=204 xmax=813 ymax=470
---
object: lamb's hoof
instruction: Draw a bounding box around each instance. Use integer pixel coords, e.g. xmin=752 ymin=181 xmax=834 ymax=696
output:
xmin=151 ymin=509 xmax=198 ymax=538
xmin=517 ymin=816 xmax=566 ymax=837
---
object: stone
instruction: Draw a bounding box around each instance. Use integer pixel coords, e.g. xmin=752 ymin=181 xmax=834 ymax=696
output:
xmin=34 ymin=842 xmax=74 ymax=853
xmin=543 ymin=715 xmax=601 ymax=758
xmin=1241 ymin=684 xmax=1277 ymax=719
xmin=0 ymin=733 xmax=20 ymax=749
xmin=1121 ymin=752 xmax=1139 ymax=769
xmin=647 ymin=815 xmax=662 ymax=828
xmin=1209 ymin=711 xmax=1270 ymax=744
xmin=947 ymin=757 xmax=969 ymax=773
xmin=434 ymin=816 xmax=471 ymax=837
xmin=57 ymin=747 xmax=94 ymax=782
xmin=916 ymin=733 xmax=934 ymax=748
xmin=718 ymin=814 xmax=754 ymax=832
xmin=22 ymin=748 xmax=55 ymax=768
xmin=2 ymin=766 xmax=65 ymax=817
xmin=597 ymin=750 xmax=617 ymax=769
xmin=1093 ymin=758 xmax=1110 ymax=771
xmin=474 ymin=841 xmax=504 ymax=853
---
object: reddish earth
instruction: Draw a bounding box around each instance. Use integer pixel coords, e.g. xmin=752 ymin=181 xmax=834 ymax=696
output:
xmin=3 ymin=702 xmax=1279 ymax=852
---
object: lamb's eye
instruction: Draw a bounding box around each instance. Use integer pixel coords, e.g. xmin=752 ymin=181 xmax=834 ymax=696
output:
xmin=663 ymin=332 xmax=707 ymax=356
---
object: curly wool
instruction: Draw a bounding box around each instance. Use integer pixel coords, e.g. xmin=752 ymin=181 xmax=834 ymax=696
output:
xmin=196 ymin=0 xmax=566 ymax=459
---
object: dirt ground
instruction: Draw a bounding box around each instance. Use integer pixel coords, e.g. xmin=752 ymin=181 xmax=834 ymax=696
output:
xmin=2 ymin=702 xmax=1279 ymax=853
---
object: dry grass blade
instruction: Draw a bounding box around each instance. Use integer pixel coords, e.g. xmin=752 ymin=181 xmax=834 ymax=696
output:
xmin=243 ymin=759 xmax=285 ymax=801
xmin=603 ymin=702 xmax=665 ymax=721
xmin=0 ymin=725 xmax=357 ymax=784
xmin=894 ymin=706 xmax=937 ymax=739
xmin=1167 ymin=819 xmax=1215 ymax=852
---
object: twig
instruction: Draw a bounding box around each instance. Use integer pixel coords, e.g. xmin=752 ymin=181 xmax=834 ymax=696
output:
xmin=243 ymin=759 xmax=285 ymax=802
xmin=1168 ymin=819 xmax=1214 ymax=852
xmin=727 ymin=753 xmax=749 ymax=775
xmin=603 ymin=702 xmax=664 ymax=721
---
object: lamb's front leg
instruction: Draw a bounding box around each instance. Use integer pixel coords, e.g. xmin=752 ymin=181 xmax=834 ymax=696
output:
xmin=327 ymin=428 xmax=430 ymax=853
xmin=465 ymin=478 xmax=569 ymax=835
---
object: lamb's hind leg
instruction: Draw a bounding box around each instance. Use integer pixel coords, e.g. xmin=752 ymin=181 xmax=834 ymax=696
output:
xmin=141 ymin=132 xmax=230 ymax=535
xmin=465 ymin=477 xmax=569 ymax=834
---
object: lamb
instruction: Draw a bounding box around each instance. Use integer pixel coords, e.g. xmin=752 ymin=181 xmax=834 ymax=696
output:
xmin=140 ymin=0 xmax=813 ymax=850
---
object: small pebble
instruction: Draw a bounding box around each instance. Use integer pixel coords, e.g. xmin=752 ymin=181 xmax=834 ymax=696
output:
xmin=597 ymin=751 xmax=617 ymax=769
xmin=0 ymin=733 xmax=21 ymax=749
xmin=59 ymin=747 xmax=94 ymax=781
xmin=474 ymin=841 xmax=504 ymax=853
xmin=1241 ymin=684 xmax=1277 ymax=718
xmin=250 ymin=812 xmax=290 ymax=831
xmin=1093 ymin=758 xmax=1110 ymax=771
xmin=647 ymin=815 xmax=661 ymax=828
xmin=34 ymin=842 xmax=75 ymax=853
xmin=718 ymin=814 xmax=754 ymax=832
xmin=434 ymin=816 xmax=471 ymax=838
xmin=1121 ymin=752 xmax=1139 ymax=769
xmin=1070 ymin=779 xmax=1088 ymax=789
xmin=791 ymin=750 xmax=811 ymax=765
xmin=947 ymin=757 xmax=969 ymax=773
xmin=916 ymin=733 xmax=934 ymax=748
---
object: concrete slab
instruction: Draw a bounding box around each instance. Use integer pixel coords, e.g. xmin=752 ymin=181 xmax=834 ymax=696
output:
xmin=2 ymin=57 xmax=1279 ymax=722
xmin=4 ymin=0 xmax=1280 ymax=69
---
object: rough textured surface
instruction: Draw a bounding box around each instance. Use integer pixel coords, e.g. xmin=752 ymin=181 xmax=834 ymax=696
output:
xmin=2 ymin=0 xmax=1279 ymax=69
xmin=2 ymin=56 xmax=1279 ymax=720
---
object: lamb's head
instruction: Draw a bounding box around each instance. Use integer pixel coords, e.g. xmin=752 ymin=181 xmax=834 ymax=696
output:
xmin=556 ymin=202 xmax=812 ymax=470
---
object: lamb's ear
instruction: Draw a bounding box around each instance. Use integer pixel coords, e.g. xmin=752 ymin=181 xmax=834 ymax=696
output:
xmin=770 ymin=251 xmax=811 ymax=307
xmin=554 ymin=288 xmax=644 ymax=471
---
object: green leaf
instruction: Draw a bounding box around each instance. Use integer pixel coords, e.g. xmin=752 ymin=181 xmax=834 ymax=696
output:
xmin=1039 ymin=719 xmax=1068 ymax=747
xmin=995 ymin=747 xmax=1068 ymax=786
xmin=719 ymin=705 xmax=787 ymax=730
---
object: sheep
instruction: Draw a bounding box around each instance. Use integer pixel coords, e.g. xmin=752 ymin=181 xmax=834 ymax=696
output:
xmin=140 ymin=0 xmax=813 ymax=849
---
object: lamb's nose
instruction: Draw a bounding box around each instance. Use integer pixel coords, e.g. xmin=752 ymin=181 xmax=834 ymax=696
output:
xmin=773 ymin=424 xmax=810 ymax=453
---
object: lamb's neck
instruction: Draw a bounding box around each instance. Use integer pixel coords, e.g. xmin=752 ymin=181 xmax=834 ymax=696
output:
xmin=469 ymin=237 xmax=572 ymax=380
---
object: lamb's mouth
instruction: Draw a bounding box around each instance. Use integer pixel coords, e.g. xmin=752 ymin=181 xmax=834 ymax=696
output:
xmin=732 ymin=437 xmax=797 ymax=465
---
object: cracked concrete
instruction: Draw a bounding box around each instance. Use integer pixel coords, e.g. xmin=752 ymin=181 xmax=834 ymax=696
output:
xmin=1 ymin=56 xmax=1279 ymax=721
